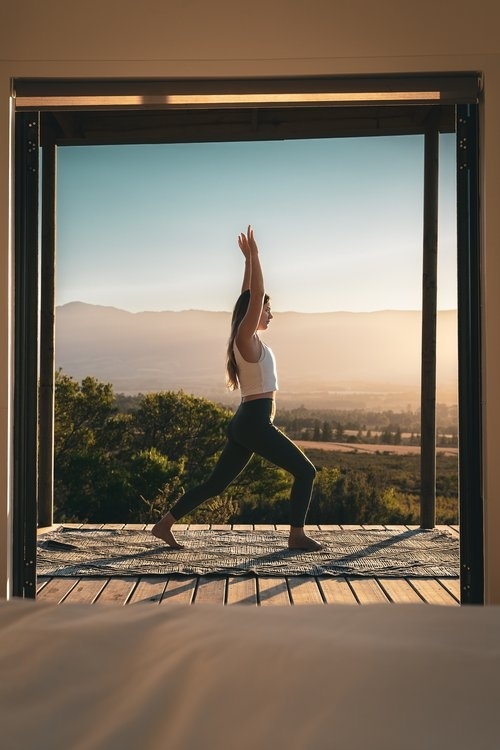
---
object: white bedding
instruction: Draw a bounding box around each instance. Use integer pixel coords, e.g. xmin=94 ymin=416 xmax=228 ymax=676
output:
xmin=1 ymin=599 xmax=499 ymax=749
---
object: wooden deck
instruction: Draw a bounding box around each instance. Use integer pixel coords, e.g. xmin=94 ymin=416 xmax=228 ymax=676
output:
xmin=36 ymin=523 xmax=461 ymax=606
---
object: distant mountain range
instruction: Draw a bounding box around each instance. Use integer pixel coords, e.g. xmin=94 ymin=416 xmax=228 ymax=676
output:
xmin=55 ymin=302 xmax=458 ymax=410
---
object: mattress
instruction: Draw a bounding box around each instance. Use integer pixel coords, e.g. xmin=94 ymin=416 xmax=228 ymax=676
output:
xmin=1 ymin=599 xmax=499 ymax=749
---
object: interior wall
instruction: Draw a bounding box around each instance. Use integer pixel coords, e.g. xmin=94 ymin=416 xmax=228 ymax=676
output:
xmin=2 ymin=0 xmax=500 ymax=67
xmin=0 ymin=77 xmax=13 ymax=599
xmin=1 ymin=0 xmax=500 ymax=601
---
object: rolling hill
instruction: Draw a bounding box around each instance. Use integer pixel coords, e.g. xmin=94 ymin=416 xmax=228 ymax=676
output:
xmin=55 ymin=302 xmax=458 ymax=409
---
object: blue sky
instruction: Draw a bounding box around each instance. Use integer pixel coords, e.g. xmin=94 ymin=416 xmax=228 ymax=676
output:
xmin=55 ymin=134 xmax=457 ymax=313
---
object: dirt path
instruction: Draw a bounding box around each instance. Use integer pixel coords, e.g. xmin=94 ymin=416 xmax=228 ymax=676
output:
xmin=296 ymin=440 xmax=458 ymax=457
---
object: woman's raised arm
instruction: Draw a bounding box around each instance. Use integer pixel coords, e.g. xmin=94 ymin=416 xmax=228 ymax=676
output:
xmin=235 ymin=227 xmax=266 ymax=357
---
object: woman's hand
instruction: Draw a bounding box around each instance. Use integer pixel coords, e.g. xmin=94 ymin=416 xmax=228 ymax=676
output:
xmin=238 ymin=226 xmax=261 ymax=294
xmin=238 ymin=225 xmax=258 ymax=258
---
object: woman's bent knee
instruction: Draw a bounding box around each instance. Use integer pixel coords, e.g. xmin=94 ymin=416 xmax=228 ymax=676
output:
xmin=307 ymin=462 xmax=317 ymax=482
xmin=298 ymin=459 xmax=316 ymax=483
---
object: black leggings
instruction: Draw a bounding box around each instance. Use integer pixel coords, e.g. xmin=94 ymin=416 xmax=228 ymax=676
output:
xmin=169 ymin=399 xmax=316 ymax=527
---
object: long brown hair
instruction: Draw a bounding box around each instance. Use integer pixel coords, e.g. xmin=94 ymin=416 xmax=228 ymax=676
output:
xmin=225 ymin=290 xmax=269 ymax=390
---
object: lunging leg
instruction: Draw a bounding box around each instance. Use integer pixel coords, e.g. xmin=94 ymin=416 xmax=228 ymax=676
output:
xmin=152 ymin=438 xmax=253 ymax=547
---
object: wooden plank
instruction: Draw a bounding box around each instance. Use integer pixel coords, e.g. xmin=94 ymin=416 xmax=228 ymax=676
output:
xmin=318 ymin=525 xmax=342 ymax=531
xmin=348 ymin=578 xmax=390 ymax=604
xmin=128 ymin=576 xmax=169 ymax=605
xmin=377 ymin=578 xmax=425 ymax=604
xmin=36 ymin=576 xmax=50 ymax=594
xmin=64 ymin=578 xmax=108 ymax=604
xmin=94 ymin=577 xmax=138 ymax=605
xmin=384 ymin=525 xmax=409 ymax=532
xmin=231 ymin=524 xmax=254 ymax=531
xmin=318 ymin=576 xmax=358 ymax=604
xmin=210 ymin=524 xmax=232 ymax=530
xmin=226 ymin=576 xmax=258 ymax=605
xmin=194 ymin=576 xmax=226 ymax=605
xmin=54 ymin=522 xmax=82 ymax=529
xmin=103 ymin=523 xmax=126 ymax=530
xmin=160 ymin=575 xmax=197 ymax=605
xmin=187 ymin=524 xmax=211 ymax=531
xmin=36 ymin=577 xmax=79 ymax=603
xmin=437 ymin=577 xmax=461 ymax=603
xmin=257 ymin=576 xmax=291 ymax=606
xmin=79 ymin=523 xmax=104 ymax=529
xmin=255 ymin=524 xmax=276 ymax=530
xmin=287 ymin=576 xmax=324 ymax=605
xmin=361 ymin=525 xmax=386 ymax=530
xmin=409 ymin=578 xmax=460 ymax=606
xmin=123 ymin=523 xmax=146 ymax=530
xmin=37 ymin=524 xmax=62 ymax=537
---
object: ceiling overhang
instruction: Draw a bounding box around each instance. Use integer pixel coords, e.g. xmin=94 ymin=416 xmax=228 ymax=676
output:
xmin=13 ymin=74 xmax=481 ymax=146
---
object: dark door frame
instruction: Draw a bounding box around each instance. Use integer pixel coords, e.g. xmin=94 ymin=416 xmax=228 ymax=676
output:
xmin=12 ymin=76 xmax=484 ymax=602
xmin=456 ymin=103 xmax=483 ymax=603
xmin=13 ymin=112 xmax=39 ymax=598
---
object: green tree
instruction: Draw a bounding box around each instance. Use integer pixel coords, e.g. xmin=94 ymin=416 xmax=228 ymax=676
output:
xmin=322 ymin=420 xmax=333 ymax=442
xmin=233 ymin=455 xmax=293 ymax=523
xmin=128 ymin=448 xmax=184 ymax=522
xmin=54 ymin=371 xmax=133 ymax=521
xmin=313 ymin=420 xmax=322 ymax=441
xmin=54 ymin=372 xmax=185 ymax=522
xmin=309 ymin=466 xmax=388 ymax=524
xmin=55 ymin=370 xmax=119 ymax=457
xmin=133 ymin=391 xmax=231 ymax=484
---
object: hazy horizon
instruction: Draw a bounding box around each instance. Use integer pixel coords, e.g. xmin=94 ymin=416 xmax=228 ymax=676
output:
xmin=59 ymin=299 xmax=459 ymax=315
xmin=55 ymin=303 xmax=458 ymax=410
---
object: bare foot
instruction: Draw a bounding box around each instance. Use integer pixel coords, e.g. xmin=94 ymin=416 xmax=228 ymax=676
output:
xmin=151 ymin=513 xmax=184 ymax=549
xmin=288 ymin=529 xmax=323 ymax=552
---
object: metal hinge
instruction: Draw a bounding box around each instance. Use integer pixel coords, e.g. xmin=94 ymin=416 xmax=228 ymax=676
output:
xmin=26 ymin=118 xmax=38 ymax=175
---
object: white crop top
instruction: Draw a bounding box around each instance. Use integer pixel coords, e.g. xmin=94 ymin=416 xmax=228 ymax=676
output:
xmin=233 ymin=340 xmax=279 ymax=396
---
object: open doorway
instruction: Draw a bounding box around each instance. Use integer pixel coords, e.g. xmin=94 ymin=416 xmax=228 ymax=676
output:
xmin=13 ymin=75 xmax=482 ymax=601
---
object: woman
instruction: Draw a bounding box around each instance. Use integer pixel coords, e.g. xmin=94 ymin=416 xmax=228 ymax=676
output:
xmin=152 ymin=226 xmax=321 ymax=551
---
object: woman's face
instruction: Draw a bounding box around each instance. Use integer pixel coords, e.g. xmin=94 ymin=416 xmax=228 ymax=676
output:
xmin=258 ymin=301 xmax=273 ymax=331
